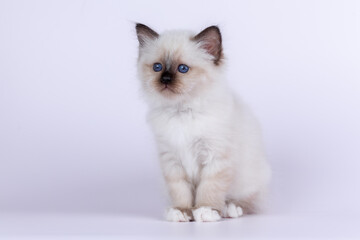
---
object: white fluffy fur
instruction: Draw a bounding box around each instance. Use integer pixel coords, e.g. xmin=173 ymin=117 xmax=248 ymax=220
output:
xmin=193 ymin=207 xmax=221 ymax=222
xmin=166 ymin=208 xmax=193 ymax=222
xmin=136 ymin=26 xmax=271 ymax=222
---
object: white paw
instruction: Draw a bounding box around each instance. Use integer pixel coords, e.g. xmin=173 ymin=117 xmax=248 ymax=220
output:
xmin=165 ymin=208 xmax=192 ymax=222
xmin=223 ymin=203 xmax=243 ymax=218
xmin=193 ymin=207 xmax=221 ymax=222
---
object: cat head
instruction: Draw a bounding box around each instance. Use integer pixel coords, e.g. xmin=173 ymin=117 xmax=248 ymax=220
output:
xmin=136 ymin=23 xmax=224 ymax=104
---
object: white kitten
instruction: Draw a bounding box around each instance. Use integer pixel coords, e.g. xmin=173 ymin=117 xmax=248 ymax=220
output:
xmin=135 ymin=24 xmax=271 ymax=222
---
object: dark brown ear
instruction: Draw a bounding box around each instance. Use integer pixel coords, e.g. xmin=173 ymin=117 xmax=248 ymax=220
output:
xmin=135 ymin=23 xmax=159 ymax=47
xmin=193 ymin=26 xmax=223 ymax=65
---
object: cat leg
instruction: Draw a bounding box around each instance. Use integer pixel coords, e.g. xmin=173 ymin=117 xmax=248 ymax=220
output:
xmin=193 ymin=165 xmax=233 ymax=222
xmin=161 ymin=155 xmax=194 ymax=222
xmin=164 ymin=176 xmax=193 ymax=222
xmin=165 ymin=174 xmax=193 ymax=222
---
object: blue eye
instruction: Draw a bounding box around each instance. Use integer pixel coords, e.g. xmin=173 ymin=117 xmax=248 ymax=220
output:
xmin=178 ymin=64 xmax=189 ymax=73
xmin=153 ymin=63 xmax=163 ymax=72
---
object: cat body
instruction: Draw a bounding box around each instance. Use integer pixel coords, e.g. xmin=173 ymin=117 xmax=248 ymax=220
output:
xmin=136 ymin=24 xmax=271 ymax=222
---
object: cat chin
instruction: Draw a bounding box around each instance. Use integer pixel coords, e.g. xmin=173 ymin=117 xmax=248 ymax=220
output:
xmin=144 ymin=84 xmax=198 ymax=106
xmin=145 ymin=91 xmax=188 ymax=107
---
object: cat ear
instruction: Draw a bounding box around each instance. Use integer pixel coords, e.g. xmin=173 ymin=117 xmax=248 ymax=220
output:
xmin=135 ymin=23 xmax=159 ymax=47
xmin=193 ymin=26 xmax=223 ymax=65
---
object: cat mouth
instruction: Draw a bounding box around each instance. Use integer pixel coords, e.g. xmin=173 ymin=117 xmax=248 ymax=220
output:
xmin=160 ymin=85 xmax=177 ymax=94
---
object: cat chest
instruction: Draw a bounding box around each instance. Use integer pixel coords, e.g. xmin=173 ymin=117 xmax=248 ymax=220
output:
xmin=158 ymin=113 xmax=209 ymax=179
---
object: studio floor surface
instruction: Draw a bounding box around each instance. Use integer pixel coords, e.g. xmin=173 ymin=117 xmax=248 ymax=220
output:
xmin=1 ymin=212 xmax=359 ymax=240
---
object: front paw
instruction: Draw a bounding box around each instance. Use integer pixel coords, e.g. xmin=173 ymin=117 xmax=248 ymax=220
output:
xmin=165 ymin=208 xmax=193 ymax=222
xmin=192 ymin=207 xmax=221 ymax=222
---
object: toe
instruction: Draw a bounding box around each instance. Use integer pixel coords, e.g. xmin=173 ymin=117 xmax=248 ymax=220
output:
xmin=236 ymin=206 xmax=244 ymax=217
xmin=224 ymin=203 xmax=244 ymax=218
xmin=227 ymin=203 xmax=238 ymax=218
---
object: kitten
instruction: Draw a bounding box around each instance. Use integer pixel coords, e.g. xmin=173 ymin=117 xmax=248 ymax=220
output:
xmin=135 ymin=23 xmax=271 ymax=222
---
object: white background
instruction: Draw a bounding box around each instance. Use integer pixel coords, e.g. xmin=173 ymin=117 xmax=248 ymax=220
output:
xmin=0 ymin=0 xmax=359 ymax=239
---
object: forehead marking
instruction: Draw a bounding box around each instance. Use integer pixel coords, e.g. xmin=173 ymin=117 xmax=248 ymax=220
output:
xmin=165 ymin=55 xmax=172 ymax=71
xmin=162 ymin=49 xmax=182 ymax=72
xmin=164 ymin=51 xmax=175 ymax=71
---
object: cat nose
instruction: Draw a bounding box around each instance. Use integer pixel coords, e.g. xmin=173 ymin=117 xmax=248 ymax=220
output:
xmin=161 ymin=76 xmax=171 ymax=84
xmin=160 ymin=72 xmax=172 ymax=84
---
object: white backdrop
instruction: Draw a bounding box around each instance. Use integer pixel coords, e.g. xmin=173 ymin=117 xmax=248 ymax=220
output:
xmin=0 ymin=0 xmax=359 ymax=238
